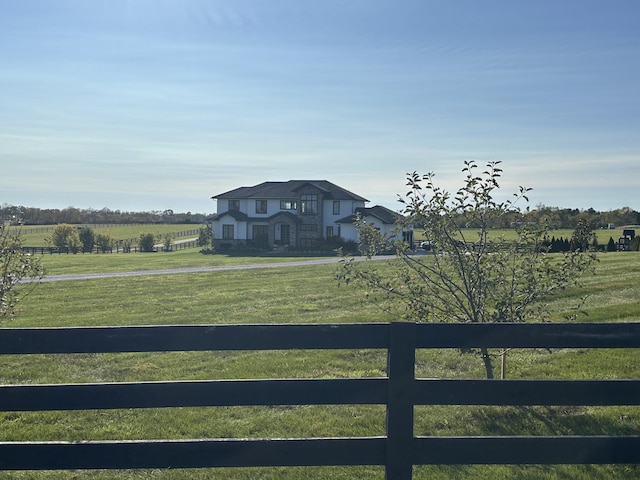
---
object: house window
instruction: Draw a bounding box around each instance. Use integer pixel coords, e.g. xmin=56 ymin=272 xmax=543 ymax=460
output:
xmin=228 ymin=200 xmax=239 ymax=211
xmin=326 ymin=226 xmax=334 ymax=238
xmin=253 ymin=224 xmax=268 ymax=236
xmin=300 ymin=194 xmax=318 ymax=214
xmin=333 ymin=201 xmax=340 ymax=215
xmin=299 ymin=238 xmax=316 ymax=248
xmin=256 ymin=200 xmax=267 ymax=214
xmin=222 ymin=224 xmax=234 ymax=240
xmin=252 ymin=225 xmax=268 ymax=245
xmin=280 ymin=200 xmax=297 ymax=210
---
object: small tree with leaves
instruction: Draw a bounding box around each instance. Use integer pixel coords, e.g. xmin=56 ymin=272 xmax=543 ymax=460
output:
xmin=198 ymin=225 xmax=213 ymax=249
xmin=1 ymin=226 xmax=44 ymax=320
xmin=50 ymin=223 xmax=81 ymax=253
xmin=571 ymin=218 xmax=595 ymax=252
xmin=138 ymin=233 xmax=156 ymax=253
xmin=95 ymin=233 xmax=115 ymax=253
xmin=78 ymin=227 xmax=95 ymax=253
xmin=336 ymin=161 xmax=597 ymax=379
xmin=162 ymin=233 xmax=173 ymax=252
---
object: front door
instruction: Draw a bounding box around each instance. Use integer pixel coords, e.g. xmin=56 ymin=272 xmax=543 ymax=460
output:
xmin=281 ymin=224 xmax=290 ymax=245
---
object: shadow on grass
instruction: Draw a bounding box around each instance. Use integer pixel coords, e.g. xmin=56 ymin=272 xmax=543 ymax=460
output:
xmin=416 ymin=405 xmax=639 ymax=437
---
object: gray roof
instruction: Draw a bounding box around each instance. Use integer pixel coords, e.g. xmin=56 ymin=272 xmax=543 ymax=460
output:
xmin=337 ymin=205 xmax=404 ymax=225
xmin=209 ymin=210 xmax=250 ymax=222
xmin=209 ymin=210 xmax=303 ymax=224
xmin=267 ymin=211 xmax=303 ymax=223
xmin=212 ymin=180 xmax=368 ymax=202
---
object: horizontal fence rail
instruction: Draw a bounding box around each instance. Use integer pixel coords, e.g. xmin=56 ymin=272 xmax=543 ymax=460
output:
xmin=0 ymin=322 xmax=639 ymax=478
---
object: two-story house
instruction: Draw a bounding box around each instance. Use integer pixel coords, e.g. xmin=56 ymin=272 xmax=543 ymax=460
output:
xmin=210 ymin=180 xmax=412 ymax=249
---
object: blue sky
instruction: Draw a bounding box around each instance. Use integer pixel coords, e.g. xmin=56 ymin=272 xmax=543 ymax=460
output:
xmin=1 ymin=1 xmax=639 ymax=214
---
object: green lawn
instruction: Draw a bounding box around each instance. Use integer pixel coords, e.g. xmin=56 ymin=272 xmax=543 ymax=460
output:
xmin=413 ymin=227 xmax=632 ymax=246
xmin=2 ymin=251 xmax=640 ymax=479
xmin=38 ymin=249 xmax=328 ymax=275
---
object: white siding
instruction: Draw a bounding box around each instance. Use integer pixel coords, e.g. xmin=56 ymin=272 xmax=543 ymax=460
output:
xmin=212 ymin=215 xmax=248 ymax=240
xmin=323 ymin=199 xmax=366 ymax=220
xmin=216 ymin=198 xmax=250 ymax=214
xmin=324 ymin=200 xmax=367 ymax=239
xmin=338 ymin=215 xmax=404 ymax=243
xmin=340 ymin=223 xmax=360 ymax=242
xmin=216 ymin=199 xmax=229 ymax=212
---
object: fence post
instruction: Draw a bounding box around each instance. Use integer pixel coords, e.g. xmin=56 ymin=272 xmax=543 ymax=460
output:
xmin=386 ymin=321 xmax=416 ymax=480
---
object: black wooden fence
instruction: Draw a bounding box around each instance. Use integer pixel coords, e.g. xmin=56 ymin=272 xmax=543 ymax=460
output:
xmin=22 ymin=238 xmax=199 ymax=255
xmin=0 ymin=322 xmax=639 ymax=477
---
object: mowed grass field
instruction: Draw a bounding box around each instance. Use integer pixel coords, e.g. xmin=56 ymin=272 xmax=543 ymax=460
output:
xmin=413 ymin=227 xmax=637 ymax=246
xmin=2 ymin=249 xmax=640 ymax=479
xmin=38 ymin=248 xmax=327 ymax=275
xmin=15 ymin=223 xmax=638 ymax=248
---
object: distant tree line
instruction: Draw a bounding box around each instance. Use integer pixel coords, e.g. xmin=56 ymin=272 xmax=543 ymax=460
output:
xmin=1 ymin=205 xmax=207 ymax=225
xmin=519 ymin=205 xmax=640 ymax=230
xmin=2 ymin=203 xmax=639 ymax=229
xmin=414 ymin=205 xmax=639 ymax=231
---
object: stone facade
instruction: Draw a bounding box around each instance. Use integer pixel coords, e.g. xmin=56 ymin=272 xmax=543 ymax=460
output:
xmin=296 ymin=185 xmax=324 ymax=248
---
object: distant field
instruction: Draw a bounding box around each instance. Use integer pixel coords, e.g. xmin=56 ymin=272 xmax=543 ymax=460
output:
xmin=413 ymin=227 xmax=636 ymax=245
xmin=11 ymin=224 xmax=201 ymax=246
xmin=12 ymin=224 xmax=637 ymax=248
